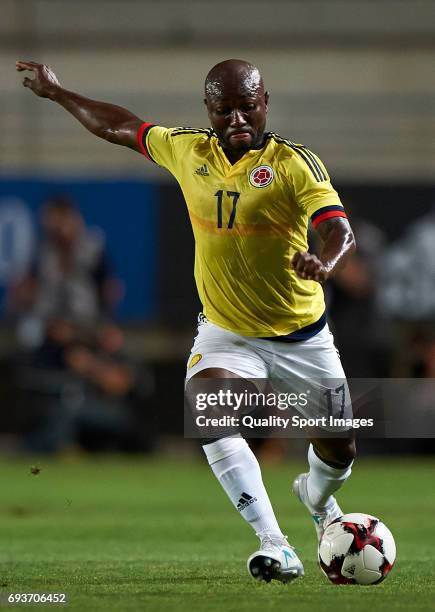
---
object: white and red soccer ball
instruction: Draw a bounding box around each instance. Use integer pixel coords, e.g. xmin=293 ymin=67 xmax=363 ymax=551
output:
xmin=319 ymin=513 xmax=396 ymax=585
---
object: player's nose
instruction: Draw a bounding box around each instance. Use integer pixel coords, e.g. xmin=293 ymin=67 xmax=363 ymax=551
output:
xmin=229 ymin=109 xmax=247 ymax=127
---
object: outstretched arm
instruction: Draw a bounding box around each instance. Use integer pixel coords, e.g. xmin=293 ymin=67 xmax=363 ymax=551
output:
xmin=16 ymin=60 xmax=144 ymax=152
xmin=292 ymin=217 xmax=356 ymax=282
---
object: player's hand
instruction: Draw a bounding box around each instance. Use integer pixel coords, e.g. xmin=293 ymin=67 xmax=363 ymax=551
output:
xmin=291 ymin=251 xmax=328 ymax=282
xmin=16 ymin=60 xmax=61 ymax=99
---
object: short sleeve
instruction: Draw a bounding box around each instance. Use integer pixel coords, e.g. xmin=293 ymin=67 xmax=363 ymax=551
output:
xmin=287 ymin=146 xmax=347 ymax=228
xmin=137 ymin=123 xmax=177 ymax=175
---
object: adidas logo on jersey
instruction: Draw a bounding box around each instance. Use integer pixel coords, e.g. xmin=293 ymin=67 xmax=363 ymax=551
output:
xmin=237 ymin=491 xmax=258 ymax=511
xmin=194 ymin=164 xmax=209 ymax=176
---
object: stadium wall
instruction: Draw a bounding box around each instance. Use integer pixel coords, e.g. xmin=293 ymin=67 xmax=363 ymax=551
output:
xmin=3 ymin=1 xmax=435 ymax=182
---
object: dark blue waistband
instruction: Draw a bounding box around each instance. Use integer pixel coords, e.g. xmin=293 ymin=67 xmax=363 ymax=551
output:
xmin=262 ymin=312 xmax=327 ymax=343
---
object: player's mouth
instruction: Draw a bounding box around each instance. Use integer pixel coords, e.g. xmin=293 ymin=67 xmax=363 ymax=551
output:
xmin=228 ymin=131 xmax=253 ymax=146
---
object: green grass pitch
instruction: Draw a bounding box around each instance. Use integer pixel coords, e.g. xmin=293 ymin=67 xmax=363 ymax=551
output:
xmin=0 ymin=455 xmax=433 ymax=611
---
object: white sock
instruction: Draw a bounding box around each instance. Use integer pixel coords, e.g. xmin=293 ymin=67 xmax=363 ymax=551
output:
xmin=203 ymin=436 xmax=284 ymax=539
xmin=306 ymin=444 xmax=353 ymax=509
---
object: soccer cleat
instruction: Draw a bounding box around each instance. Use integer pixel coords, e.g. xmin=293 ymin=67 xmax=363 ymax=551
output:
xmin=293 ymin=473 xmax=343 ymax=542
xmin=247 ymin=534 xmax=304 ymax=583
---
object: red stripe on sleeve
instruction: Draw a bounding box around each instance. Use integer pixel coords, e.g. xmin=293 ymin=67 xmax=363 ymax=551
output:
xmin=311 ymin=210 xmax=347 ymax=227
xmin=136 ymin=122 xmax=153 ymax=160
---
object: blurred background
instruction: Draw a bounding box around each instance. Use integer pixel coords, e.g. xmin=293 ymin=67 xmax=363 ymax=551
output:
xmin=1 ymin=0 xmax=435 ymax=458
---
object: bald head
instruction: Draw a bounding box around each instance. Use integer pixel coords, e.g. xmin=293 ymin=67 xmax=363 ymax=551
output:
xmin=205 ymin=59 xmax=264 ymax=101
xmin=204 ymin=59 xmax=269 ymax=162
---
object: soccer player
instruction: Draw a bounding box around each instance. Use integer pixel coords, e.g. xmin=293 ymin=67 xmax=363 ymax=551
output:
xmin=16 ymin=58 xmax=356 ymax=583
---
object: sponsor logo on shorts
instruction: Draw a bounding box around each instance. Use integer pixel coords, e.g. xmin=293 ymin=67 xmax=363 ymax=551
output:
xmin=249 ymin=165 xmax=274 ymax=188
xmin=188 ymin=353 xmax=202 ymax=369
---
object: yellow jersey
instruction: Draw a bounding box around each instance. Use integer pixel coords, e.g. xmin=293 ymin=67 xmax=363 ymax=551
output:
xmin=137 ymin=123 xmax=347 ymax=337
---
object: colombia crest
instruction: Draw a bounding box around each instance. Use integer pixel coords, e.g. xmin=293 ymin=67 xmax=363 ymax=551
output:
xmin=249 ymin=165 xmax=274 ymax=188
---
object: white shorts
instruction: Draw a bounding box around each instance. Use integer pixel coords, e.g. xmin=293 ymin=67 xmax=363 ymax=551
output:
xmin=186 ymin=316 xmax=352 ymax=428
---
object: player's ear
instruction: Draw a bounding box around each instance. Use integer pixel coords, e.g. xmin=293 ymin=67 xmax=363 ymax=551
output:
xmin=264 ymin=91 xmax=269 ymax=112
xmin=203 ymin=98 xmax=208 ymax=108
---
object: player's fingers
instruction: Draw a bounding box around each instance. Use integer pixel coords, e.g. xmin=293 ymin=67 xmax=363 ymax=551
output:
xmin=291 ymin=251 xmax=306 ymax=266
xmin=16 ymin=60 xmax=38 ymax=71
xmin=294 ymin=261 xmax=309 ymax=277
xmin=294 ymin=262 xmax=306 ymax=276
xmin=292 ymin=254 xmax=307 ymax=273
xmin=300 ymin=259 xmax=321 ymax=280
xmin=22 ymin=77 xmax=33 ymax=88
xmin=312 ymin=264 xmax=327 ymax=282
xmin=18 ymin=60 xmax=39 ymax=66
xmin=303 ymin=265 xmax=316 ymax=278
xmin=306 ymin=260 xmax=319 ymax=275
xmin=298 ymin=259 xmax=315 ymax=276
